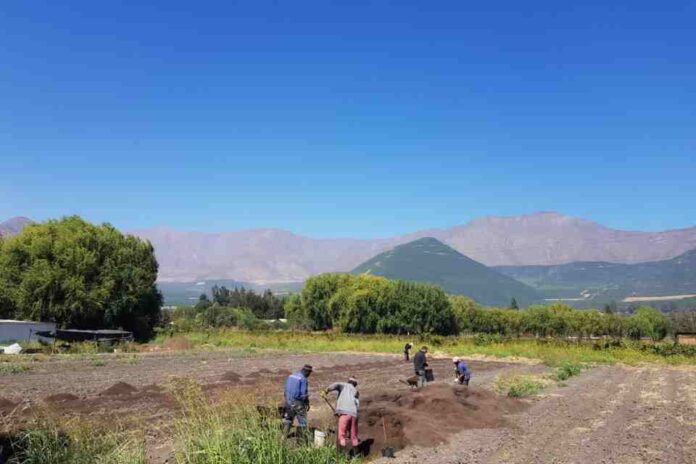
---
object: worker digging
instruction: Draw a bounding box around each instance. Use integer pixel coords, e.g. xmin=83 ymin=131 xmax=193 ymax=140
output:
xmin=453 ymin=358 xmax=471 ymax=385
xmin=322 ymin=376 xmax=360 ymax=454
xmin=413 ymin=345 xmax=429 ymax=388
xmin=282 ymin=364 xmax=313 ymax=437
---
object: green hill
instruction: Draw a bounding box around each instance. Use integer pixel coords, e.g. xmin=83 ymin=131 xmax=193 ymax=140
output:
xmin=495 ymin=249 xmax=696 ymax=305
xmin=351 ymin=237 xmax=540 ymax=307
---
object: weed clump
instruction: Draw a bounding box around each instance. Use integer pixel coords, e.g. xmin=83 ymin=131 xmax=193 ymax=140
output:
xmin=6 ymin=414 xmax=146 ymax=464
xmin=494 ymin=375 xmax=550 ymax=398
xmin=553 ymin=362 xmax=583 ymax=381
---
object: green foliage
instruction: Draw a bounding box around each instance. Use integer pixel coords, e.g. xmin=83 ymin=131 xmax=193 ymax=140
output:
xmin=0 ymin=362 xmax=31 ymax=375
xmin=494 ymin=374 xmax=549 ymax=397
xmin=553 ymin=361 xmax=583 ymax=381
xmin=211 ymin=286 xmax=285 ymax=319
xmin=473 ymin=333 xmax=505 ymax=345
xmin=287 ymin=273 xmax=457 ymax=335
xmin=0 ymin=216 xmax=162 ymax=340
xmin=7 ymin=416 xmax=146 ymax=464
xmin=625 ymin=307 xmax=669 ymax=341
xmin=168 ymin=305 xmax=262 ymax=332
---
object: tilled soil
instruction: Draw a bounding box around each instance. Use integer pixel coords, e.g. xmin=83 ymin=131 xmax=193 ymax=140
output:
xmin=1 ymin=350 xmax=694 ymax=463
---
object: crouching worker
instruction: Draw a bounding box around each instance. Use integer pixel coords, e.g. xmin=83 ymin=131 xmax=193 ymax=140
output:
xmin=453 ymin=358 xmax=471 ymax=386
xmin=282 ymin=364 xmax=313 ymax=436
xmin=322 ymin=377 xmax=360 ymax=450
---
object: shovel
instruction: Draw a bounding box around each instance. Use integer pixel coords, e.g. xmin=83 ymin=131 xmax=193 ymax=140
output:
xmin=380 ymin=416 xmax=395 ymax=458
xmin=322 ymin=395 xmax=338 ymax=416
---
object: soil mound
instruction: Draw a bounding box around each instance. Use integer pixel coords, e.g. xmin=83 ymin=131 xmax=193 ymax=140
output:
xmin=360 ymin=384 xmax=526 ymax=455
xmin=101 ymin=382 xmax=138 ymax=396
xmin=44 ymin=393 xmax=79 ymax=403
xmin=162 ymin=337 xmax=193 ymax=351
xmin=0 ymin=398 xmax=16 ymax=409
xmin=221 ymin=371 xmax=241 ymax=382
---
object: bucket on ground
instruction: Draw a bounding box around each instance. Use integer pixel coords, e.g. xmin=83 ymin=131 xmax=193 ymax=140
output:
xmin=313 ymin=430 xmax=326 ymax=448
xmin=425 ymin=368 xmax=435 ymax=382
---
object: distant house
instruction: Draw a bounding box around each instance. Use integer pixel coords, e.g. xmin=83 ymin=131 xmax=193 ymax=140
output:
xmin=675 ymin=333 xmax=696 ymax=346
xmin=0 ymin=320 xmax=56 ymax=344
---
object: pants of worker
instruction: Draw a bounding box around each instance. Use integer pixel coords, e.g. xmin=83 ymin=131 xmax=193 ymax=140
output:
xmin=456 ymin=374 xmax=470 ymax=386
xmin=404 ymin=351 xmax=410 ymax=361
xmin=337 ymin=414 xmax=359 ymax=448
xmin=282 ymin=401 xmax=308 ymax=435
xmin=416 ymin=369 xmax=427 ymax=388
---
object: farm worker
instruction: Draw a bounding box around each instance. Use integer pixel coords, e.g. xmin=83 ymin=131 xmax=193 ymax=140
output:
xmin=282 ymin=364 xmax=313 ymax=435
xmin=453 ymin=358 xmax=471 ymax=386
xmin=413 ymin=346 xmax=429 ymax=388
xmin=403 ymin=342 xmax=413 ymax=361
xmin=322 ymin=376 xmax=360 ymax=449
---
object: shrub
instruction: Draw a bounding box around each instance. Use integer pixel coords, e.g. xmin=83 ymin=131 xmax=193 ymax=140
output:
xmin=553 ymin=362 xmax=583 ymax=381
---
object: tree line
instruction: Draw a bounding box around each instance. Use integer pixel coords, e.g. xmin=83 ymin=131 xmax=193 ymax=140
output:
xmin=286 ymin=274 xmax=676 ymax=341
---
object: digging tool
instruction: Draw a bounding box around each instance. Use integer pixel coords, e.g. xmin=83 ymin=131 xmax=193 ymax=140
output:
xmin=321 ymin=393 xmax=337 ymax=416
xmin=380 ymin=415 xmax=395 ymax=458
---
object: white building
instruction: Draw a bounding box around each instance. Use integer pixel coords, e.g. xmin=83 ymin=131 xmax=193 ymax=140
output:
xmin=0 ymin=320 xmax=56 ymax=343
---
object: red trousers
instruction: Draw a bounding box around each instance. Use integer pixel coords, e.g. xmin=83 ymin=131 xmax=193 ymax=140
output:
xmin=337 ymin=414 xmax=359 ymax=447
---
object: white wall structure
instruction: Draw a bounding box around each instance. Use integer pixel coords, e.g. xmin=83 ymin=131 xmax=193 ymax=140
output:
xmin=0 ymin=320 xmax=56 ymax=343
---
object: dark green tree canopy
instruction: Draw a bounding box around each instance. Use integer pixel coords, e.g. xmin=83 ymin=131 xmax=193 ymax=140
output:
xmin=0 ymin=216 xmax=162 ymax=340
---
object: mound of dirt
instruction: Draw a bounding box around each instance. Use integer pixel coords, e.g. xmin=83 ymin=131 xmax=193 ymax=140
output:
xmin=0 ymin=398 xmax=17 ymax=409
xmin=360 ymin=384 xmax=526 ymax=455
xmin=221 ymin=371 xmax=241 ymax=382
xmin=44 ymin=393 xmax=79 ymax=403
xmin=162 ymin=337 xmax=193 ymax=351
xmin=101 ymin=382 xmax=138 ymax=396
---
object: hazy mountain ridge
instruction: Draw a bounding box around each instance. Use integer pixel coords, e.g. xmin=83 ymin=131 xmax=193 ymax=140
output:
xmin=496 ymin=248 xmax=696 ymax=303
xmin=0 ymin=217 xmax=34 ymax=237
xmin=352 ymin=237 xmax=541 ymax=306
xmin=3 ymin=213 xmax=696 ymax=283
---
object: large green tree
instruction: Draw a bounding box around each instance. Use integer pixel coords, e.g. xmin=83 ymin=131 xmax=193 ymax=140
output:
xmin=0 ymin=216 xmax=162 ymax=340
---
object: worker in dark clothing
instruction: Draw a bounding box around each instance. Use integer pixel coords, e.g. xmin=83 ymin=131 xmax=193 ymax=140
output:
xmin=413 ymin=346 xmax=429 ymax=388
xmin=282 ymin=364 xmax=313 ymax=436
xmin=453 ymin=358 xmax=471 ymax=386
xmin=403 ymin=342 xmax=413 ymax=361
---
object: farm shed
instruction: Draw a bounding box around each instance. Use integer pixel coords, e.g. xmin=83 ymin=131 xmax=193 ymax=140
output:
xmin=675 ymin=333 xmax=696 ymax=346
xmin=0 ymin=320 xmax=56 ymax=343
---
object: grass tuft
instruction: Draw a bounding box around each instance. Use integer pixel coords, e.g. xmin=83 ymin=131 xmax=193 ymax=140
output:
xmin=494 ymin=374 xmax=550 ymax=397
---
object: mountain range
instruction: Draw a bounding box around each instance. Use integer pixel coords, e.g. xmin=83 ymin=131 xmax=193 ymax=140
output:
xmin=2 ymin=212 xmax=696 ymax=284
xmin=353 ymin=237 xmax=540 ymax=306
xmin=496 ymin=249 xmax=696 ymax=305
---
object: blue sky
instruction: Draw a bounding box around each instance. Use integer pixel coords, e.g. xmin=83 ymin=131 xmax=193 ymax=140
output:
xmin=1 ymin=1 xmax=694 ymax=237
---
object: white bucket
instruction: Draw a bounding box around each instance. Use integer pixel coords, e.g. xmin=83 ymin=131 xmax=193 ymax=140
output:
xmin=313 ymin=430 xmax=326 ymax=448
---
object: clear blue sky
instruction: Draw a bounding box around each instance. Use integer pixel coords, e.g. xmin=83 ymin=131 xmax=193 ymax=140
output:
xmin=1 ymin=1 xmax=694 ymax=237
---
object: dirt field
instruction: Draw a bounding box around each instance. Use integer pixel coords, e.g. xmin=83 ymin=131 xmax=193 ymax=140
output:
xmin=1 ymin=350 xmax=694 ymax=463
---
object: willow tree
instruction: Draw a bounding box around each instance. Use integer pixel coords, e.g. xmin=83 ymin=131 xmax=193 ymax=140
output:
xmin=0 ymin=216 xmax=162 ymax=340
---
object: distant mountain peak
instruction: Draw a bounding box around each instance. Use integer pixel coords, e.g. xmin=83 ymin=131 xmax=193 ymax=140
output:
xmin=352 ymin=237 xmax=540 ymax=306
xmin=0 ymin=217 xmax=34 ymax=237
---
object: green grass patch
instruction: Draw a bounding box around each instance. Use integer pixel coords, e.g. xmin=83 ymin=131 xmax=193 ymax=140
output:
xmin=6 ymin=415 xmax=146 ymax=464
xmin=553 ymin=361 xmax=583 ymax=381
xmin=0 ymin=363 xmax=31 ymax=375
xmin=494 ymin=374 xmax=550 ymax=397
xmin=151 ymin=330 xmax=696 ymax=366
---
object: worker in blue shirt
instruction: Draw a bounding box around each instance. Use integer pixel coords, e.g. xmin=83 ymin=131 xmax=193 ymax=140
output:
xmin=282 ymin=364 xmax=313 ymax=435
xmin=453 ymin=358 xmax=471 ymax=386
